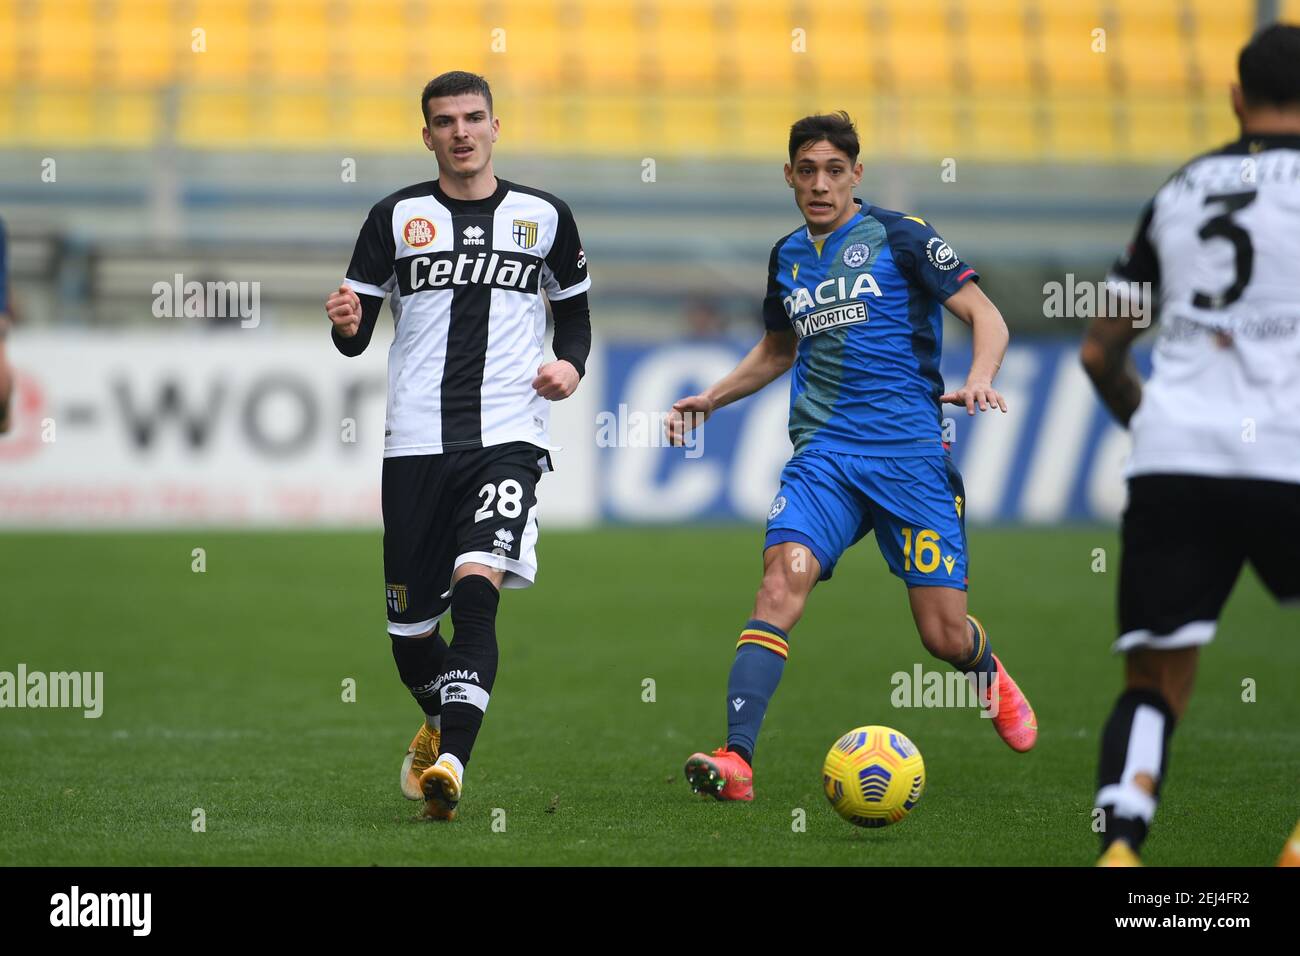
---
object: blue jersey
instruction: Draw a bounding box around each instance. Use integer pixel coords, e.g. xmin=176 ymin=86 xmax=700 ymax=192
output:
xmin=762 ymin=200 xmax=978 ymax=457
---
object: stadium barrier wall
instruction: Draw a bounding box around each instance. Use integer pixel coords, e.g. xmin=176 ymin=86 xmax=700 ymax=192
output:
xmin=0 ymin=333 xmax=1147 ymax=529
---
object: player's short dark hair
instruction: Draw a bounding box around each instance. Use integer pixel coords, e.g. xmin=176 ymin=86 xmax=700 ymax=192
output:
xmin=421 ymin=71 xmax=494 ymax=126
xmin=1238 ymin=24 xmax=1300 ymax=108
xmin=788 ymin=112 xmax=859 ymax=164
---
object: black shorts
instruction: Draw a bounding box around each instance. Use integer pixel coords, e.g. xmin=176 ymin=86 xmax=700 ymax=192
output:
xmin=382 ymin=441 xmax=550 ymax=636
xmin=1116 ymin=474 xmax=1300 ymax=652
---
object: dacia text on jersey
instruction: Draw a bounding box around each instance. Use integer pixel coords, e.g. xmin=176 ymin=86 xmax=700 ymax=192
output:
xmin=783 ymin=273 xmax=883 ymax=339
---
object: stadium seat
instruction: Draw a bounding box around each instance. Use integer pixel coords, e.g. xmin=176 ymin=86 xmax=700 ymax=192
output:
xmin=1038 ymin=0 xmax=1114 ymax=93
xmin=879 ymin=0 xmax=959 ymax=91
xmin=726 ymin=0 xmax=798 ymax=92
xmin=1187 ymin=0 xmax=1254 ymax=90
xmin=30 ymin=0 xmax=96 ymax=84
xmin=0 ymin=0 xmax=19 ymax=86
xmin=265 ymin=0 xmax=331 ymax=82
xmin=649 ymin=0 xmax=722 ymax=88
xmin=953 ymin=0 xmax=1033 ymax=93
xmin=1045 ymin=94 xmax=1118 ymax=161
xmin=804 ymin=2 xmax=874 ymax=88
xmin=1112 ymin=0 xmax=1190 ymax=95
xmin=186 ymin=0 xmax=255 ymax=82
xmin=573 ymin=0 xmax=643 ymax=88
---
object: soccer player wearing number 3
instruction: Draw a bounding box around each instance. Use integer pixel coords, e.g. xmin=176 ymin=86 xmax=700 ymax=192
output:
xmin=325 ymin=72 xmax=591 ymax=820
xmin=1083 ymin=25 xmax=1300 ymax=867
xmin=667 ymin=113 xmax=1038 ymax=803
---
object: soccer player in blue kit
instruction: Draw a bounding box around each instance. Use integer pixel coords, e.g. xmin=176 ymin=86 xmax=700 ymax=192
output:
xmin=666 ymin=113 xmax=1038 ymax=801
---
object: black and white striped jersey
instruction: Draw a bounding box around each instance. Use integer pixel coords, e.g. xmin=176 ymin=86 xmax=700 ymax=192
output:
xmin=341 ymin=177 xmax=590 ymax=457
xmin=1109 ymin=133 xmax=1300 ymax=485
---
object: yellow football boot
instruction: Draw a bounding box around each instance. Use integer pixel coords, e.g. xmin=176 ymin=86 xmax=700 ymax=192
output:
xmin=400 ymin=723 xmax=440 ymax=801
xmin=419 ymin=757 xmax=462 ymax=821
xmin=1097 ymin=840 xmax=1142 ymax=867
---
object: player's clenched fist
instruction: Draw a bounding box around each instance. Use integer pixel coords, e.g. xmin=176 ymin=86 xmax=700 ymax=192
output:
xmin=532 ymin=360 xmax=580 ymax=401
xmin=664 ymin=394 xmax=713 ymax=446
xmin=325 ymin=284 xmax=362 ymax=338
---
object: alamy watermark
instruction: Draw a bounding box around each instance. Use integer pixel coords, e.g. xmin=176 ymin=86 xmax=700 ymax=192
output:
xmin=0 ymin=664 xmax=103 ymax=718
xmin=151 ymin=273 xmax=261 ymax=328
xmin=891 ymin=664 xmax=997 ymax=718
xmin=595 ymin=403 xmax=705 ymax=458
xmin=1043 ymin=274 xmax=1153 ymax=328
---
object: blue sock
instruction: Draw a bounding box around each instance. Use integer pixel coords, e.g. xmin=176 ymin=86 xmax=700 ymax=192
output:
xmin=957 ymin=614 xmax=997 ymax=703
xmin=725 ymin=619 xmax=790 ymax=764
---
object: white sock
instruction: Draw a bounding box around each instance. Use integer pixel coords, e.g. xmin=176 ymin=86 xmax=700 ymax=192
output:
xmin=426 ymin=715 xmax=441 ymax=732
xmin=437 ymin=753 xmax=464 ymax=781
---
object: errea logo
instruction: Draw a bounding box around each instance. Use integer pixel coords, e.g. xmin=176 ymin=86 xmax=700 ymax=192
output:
xmin=462 ymin=225 xmax=486 ymax=246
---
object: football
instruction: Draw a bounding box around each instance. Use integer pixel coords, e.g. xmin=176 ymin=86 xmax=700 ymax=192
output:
xmin=822 ymin=725 xmax=926 ymax=828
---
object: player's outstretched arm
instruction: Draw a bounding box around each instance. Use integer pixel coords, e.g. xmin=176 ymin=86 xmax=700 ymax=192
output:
xmin=665 ymin=329 xmax=796 ymax=445
xmin=941 ymin=281 xmax=1009 ymax=415
xmin=325 ymin=284 xmax=379 ymax=357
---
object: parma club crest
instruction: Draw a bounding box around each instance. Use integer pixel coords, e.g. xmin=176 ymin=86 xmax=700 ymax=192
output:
xmin=386 ymin=583 xmax=408 ymax=613
xmin=512 ymin=219 xmax=538 ymax=249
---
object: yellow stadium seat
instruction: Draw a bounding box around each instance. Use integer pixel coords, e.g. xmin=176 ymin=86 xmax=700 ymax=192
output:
xmin=573 ymin=0 xmax=642 ymax=88
xmin=108 ymin=2 xmax=178 ymax=87
xmin=1124 ymin=96 xmax=1199 ymax=160
xmin=343 ymin=91 xmax=421 ymax=149
xmin=649 ymin=0 xmax=722 ymax=88
xmin=1045 ymin=94 xmax=1118 ymax=161
xmin=263 ymin=90 xmax=332 ymax=147
xmin=573 ymin=93 xmax=651 ymax=157
xmin=416 ymin=4 xmax=492 ymax=85
xmin=726 ymin=0 xmax=798 ymax=92
xmin=344 ymin=6 xmax=408 ymax=84
xmin=0 ymin=0 xmax=19 ymax=85
xmin=31 ymin=0 xmax=96 ymax=84
xmin=731 ymin=91 xmax=808 ymax=161
xmin=1110 ymin=0 xmax=1189 ymax=94
xmin=879 ymin=0 xmax=960 ymax=92
xmin=494 ymin=0 xmax=569 ymax=90
xmin=29 ymin=90 xmax=97 ymax=144
xmin=965 ymin=94 xmax=1043 ymax=161
xmin=186 ymin=0 xmax=255 ymax=83
xmin=265 ymin=0 xmax=331 ymax=82
xmin=804 ymin=3 xmax=874 ymax=88
xmin=656 ymin=96 xmax=729 ymax=154
xmin=1187 ymin=0 xmax=1254 ymax=90
xmin=101 ymin=91 xmax=160 ymax=146
xmin=952 ymin=0 xmax=1032 ymax=93
xmin=1038 ymin=0 xmax=1113 ymax=92
xmin=177 ymin=90 xmax=256 ymax=146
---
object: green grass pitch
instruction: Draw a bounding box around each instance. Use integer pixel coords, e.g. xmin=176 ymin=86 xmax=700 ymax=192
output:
xmin=0 ymin=527 xmax=1295 ymax=866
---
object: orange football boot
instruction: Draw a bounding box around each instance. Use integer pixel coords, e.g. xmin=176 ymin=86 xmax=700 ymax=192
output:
xmin=684 ymin=747 xmax=754 ymax=801
xmin=1278 ymin=819 xmax=1300 ymax=867
xmin=986 ymin=654 xmax=1038 ymax=752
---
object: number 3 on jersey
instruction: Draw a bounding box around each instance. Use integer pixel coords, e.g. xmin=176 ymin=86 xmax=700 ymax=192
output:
xmin=474 ymin=479 xmax=523 ymax=522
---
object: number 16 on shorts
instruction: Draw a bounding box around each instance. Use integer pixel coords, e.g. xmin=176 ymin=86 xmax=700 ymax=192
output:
xmin=895 ymin=525 xmax=967 ymax=588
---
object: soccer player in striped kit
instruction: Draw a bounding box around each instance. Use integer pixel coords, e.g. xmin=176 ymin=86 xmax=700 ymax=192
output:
xmin=1083 ymin=25 xmax=1300 ymax=867
xmin=325 ymin=72 xmax=591 ymax=820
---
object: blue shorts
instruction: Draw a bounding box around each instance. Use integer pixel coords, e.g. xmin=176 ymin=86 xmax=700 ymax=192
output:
xmin=765 ymin=449 xmax=969 ymax=590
